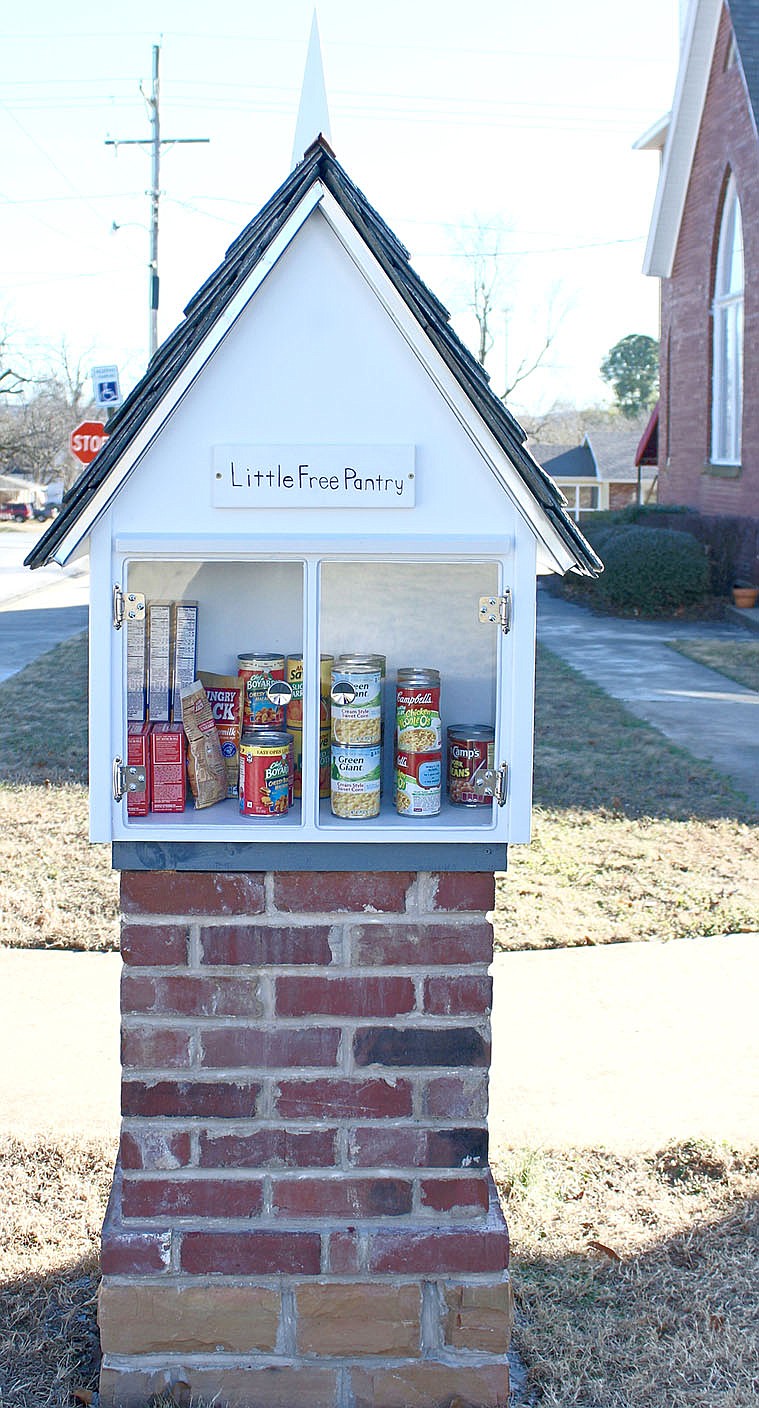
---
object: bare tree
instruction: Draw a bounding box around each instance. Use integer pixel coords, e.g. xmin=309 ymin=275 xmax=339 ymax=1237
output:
xmin=0 ymin=337 xmax=95 ymax=486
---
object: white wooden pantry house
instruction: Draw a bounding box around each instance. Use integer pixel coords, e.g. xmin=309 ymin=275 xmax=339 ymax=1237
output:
xmin=28 ymin=137 xmax=600 ymax=872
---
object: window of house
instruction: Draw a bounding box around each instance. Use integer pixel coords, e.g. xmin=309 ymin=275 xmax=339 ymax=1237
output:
xmin=711 ymin=176 xmax=744 ymax=465
xmin=562 ymin=483 xmax=599 ymax=521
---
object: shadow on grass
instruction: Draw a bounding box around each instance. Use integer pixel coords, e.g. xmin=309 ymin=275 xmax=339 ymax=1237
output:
xmin=534 ymin=645 xmax=759 ymax=824
xmin=0 ymin=1256 xmax=101 ymax=1408
xmin=0 ymin=631 xmax=88 ymax=785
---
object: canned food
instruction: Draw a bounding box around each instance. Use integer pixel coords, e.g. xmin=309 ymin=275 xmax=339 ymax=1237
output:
xmin=330 ymin=743 xmax=381 ymax=818
xmin=331 ymin=660 xmax=382 ymax=746
xmin=396 ymin=668 xmax=441 ymax=752
xmin=290 ymin=725 xmax=331 ymax=800
xmin=320 ymin=655 xmax=333 ymax=727
xmin=395 ymin=748 xmax=442 ymax=816
xmin=238 ymin=653 xmax=286 ymax=731
xmin=239 ymin=729 xmax=293 ymax=816
xmin=447 ymin=725 xmax=495 ymax=806
xmin=286 ymin=655 xmax=304 ymax=727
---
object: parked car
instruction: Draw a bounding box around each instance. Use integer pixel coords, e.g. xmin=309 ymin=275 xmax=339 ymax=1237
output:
xmin=0 ymin=502 xmax=33 ymax=522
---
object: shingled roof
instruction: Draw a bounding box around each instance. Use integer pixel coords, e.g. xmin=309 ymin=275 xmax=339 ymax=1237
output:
xmin=27 ymin=139 xmax=601 ymax=576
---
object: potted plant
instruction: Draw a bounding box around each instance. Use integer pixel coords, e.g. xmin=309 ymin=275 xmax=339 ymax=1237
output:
xmin=732 ymin=580 xmax=759 ymax=608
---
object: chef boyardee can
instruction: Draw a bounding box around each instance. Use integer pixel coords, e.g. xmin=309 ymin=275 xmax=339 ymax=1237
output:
xmin=238 ymin=653 xmax=286 ymax=731
xmin=330 ymin=744 xmax=381 ymax=819
xmin=396 ymin=667 xmax=441 ymax=752
xmin=447 ymin=725 xmax=495 ymax=806
xmin=331 ymin=659 xmax=382 ymax=746
xmin=239 ymin=729 xmax=293 ymax=816
xmin=395 ymin=747 xmax=441 ymax=816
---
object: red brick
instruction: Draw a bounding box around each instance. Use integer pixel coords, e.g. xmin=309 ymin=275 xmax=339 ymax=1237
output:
xmin=121 ymin=1026 xmax=192 ymax=1070
xmin=327 ymin=1228 xmax=361 ymax=1272
xmin=120 ymin=1130 xmax=192 ymax=1171
xmin=427 ymin=1128 xmax=489 ymax=1168
xmin=199 ymin=1128 xmax=337 ymax=1169
xmin=428 ymin=873 xmax=496 ymax=912
xmin=122 ymin=1080 xmax=261 ymax=1118
xmin=199 ymin=1026 xmax=339 ymax=1068
xmin=274 ymin=1078 xmax=413 ymax=1120
xmin=180 ymin=1230 xmax=321 ymax=1275
xmin=420 ymin=1177 xmax=490 ymax=1213
xmin=100 ymin=1230 xmax=170 ymax=1275
xmin=122 ymin=973 xmax=263 ymax=1017
xmin=424 ymin=974 xmax=492 ymax=1015
xmin=121 ymin=871 xmax=265 ymax=917
xmin=424 ymin=1074 xmax=489 ymax=1120
xmin=122 ymin=1177 xmax=264 ymax=1219
xmin=351 ymin=922 xmax=493 ymax=966
xmin=275 ymin=975 xmax=415 ymax=1018
xmin=272 ymin=1176 xmax=412 ymax=1218
xmin=368 ymin=1226 xmax=509 ymax=1274
xmin=121 ymin=923 xmax=189 ymax=966
xmin=272 ymin=871 xmax=414 ymax=913
xmin=200 ymin=924 xmax=333 ymax=966
xmin=349 ymin=1127 xmax=425 ymax=1168
xmin=353 ymin=1026 xmax=489 ymax=1068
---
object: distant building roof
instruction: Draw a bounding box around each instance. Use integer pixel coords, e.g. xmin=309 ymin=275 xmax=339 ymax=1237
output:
xmin=533 ymin=441 xmax=598 ymax=480
xmin=635 ymin=404 xmax=659 ymax=467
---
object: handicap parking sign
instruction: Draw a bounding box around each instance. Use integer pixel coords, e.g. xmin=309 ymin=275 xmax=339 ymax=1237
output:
xmin=91 ymin=364 xmax=122 ymax=408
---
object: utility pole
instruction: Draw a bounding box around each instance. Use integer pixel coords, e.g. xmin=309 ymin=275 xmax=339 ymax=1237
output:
xmin=106 ymin=44 xmax=209 ymax=362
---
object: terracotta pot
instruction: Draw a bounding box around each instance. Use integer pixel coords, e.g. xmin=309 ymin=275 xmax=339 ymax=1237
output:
xmin=732 ymin=586 xmax=758 ymax=608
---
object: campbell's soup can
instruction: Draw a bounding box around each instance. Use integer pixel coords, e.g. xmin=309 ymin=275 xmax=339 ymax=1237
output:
xmin=447 ymin=725 xmax=495 ymax=806
xmin=396 ymin=667 xmax=441 ymax=752
xmin=290 ymin=725 xmax=331 ymax=800
xmin=331 ymin=659 xmax=382 ymax=746
xmin=395 ymin=748 xmax=442 ymax=816
xmin=331 ymin=743 xmax=381 ymax=819
xmin=239 ymin=729 xmax=293 ymax=816
xmin=238 ymin=653 xmax=286 ymax=731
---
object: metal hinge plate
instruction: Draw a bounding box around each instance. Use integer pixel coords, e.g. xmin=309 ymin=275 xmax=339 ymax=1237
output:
xmin=478 ymin=590 xmax=512 ymax=634
xmin=113 ymin=757 xmax=147 ymax=802
xmin=113 ymin=585 xmax=146 ymax=630
xmin=469 ymin=762 xmax=509 ymax=807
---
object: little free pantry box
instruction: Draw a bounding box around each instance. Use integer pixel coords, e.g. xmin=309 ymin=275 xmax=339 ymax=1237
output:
xmin=28 ymin=140 xmax=599 ymax=872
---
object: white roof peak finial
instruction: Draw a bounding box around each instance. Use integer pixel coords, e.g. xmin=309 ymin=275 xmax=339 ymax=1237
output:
xmin=291 ymin=11 xmax=332 ymax=171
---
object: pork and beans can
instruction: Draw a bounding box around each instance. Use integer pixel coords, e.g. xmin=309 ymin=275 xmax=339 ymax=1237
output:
xmin=395 ymin=747 xmax=441 ymax=816
xmin=239 ymin=729 xmax=293 ymax=816
xmin=237 ymin=653 xmax=286 ymax=731
xmin=330 ymin=743 xmax=381 ymax=818
xmin=447 ymin=725 xmax=495 ymax=806
xmin=331 ymin=660 xmax=382 ymax=746
xmin=396 ymin=667 xmax=441 ymax=752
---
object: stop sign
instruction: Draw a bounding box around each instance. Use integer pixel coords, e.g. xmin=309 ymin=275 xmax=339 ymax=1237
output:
xmin=70 ymin=420 xmax=107 ymax=465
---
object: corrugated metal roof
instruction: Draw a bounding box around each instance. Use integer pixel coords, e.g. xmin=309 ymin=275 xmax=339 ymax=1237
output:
xmin=27 ymin=139 xmax=600 ymax=577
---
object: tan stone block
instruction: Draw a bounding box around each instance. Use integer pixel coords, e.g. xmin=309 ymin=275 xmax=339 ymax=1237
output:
xmin=296 ymin=1282 xmax=421 ymax=1356
xmin=99 ymin=1363 xmax=338 ymax=1408
xmin=443 ymin=1280 xmax=513 ymax=1351
xmin=351 ymin=1361 xmax=509 ymax=1408
xmin=98 ymin=1282 xmax=280 ymax=1354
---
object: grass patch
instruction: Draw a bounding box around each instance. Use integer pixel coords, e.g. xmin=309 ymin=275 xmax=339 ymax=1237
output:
xmin=668 ymin=638 xmax=759 ymax=694
xmin=497 ymin=1143 xmax=759 ymax=1408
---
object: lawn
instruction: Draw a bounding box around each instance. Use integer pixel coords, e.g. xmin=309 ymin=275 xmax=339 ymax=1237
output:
xmin=1 ymin=630 xmax=757 ymax=952
xmin=668 ymin=637 xmax=759 ymax=693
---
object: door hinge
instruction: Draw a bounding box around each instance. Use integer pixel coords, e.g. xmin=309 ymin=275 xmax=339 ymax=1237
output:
xmin=468 ymin=761 xmax=509 ymax=807
xmin=113 ymin=756 xmax=147 ymax=802
xmin=478 ymin=590 xmax=512 ymax=634
xmin=112 ymin=585 xmax=146 ymax=630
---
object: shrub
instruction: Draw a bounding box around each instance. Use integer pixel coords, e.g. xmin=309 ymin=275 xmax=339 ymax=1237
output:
xmin=595 ymin=526 xmax=710 ymax=614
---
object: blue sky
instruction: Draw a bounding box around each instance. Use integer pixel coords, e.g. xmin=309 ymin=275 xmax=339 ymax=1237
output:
xmin=1 ymin=0 xmax=680 ymax=412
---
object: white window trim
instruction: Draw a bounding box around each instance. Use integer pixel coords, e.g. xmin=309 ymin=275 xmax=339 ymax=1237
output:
xmin=711 ymin=176 xmax=744 ymax=466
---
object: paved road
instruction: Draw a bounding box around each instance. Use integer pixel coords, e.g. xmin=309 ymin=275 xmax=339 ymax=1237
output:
xmin=0 ymin=526 xmax=88 ymax=682
xmin=538 ymin=589 xmax=759 ymax=807
xmin=1 ymin=936 xmax=757 ymax=1149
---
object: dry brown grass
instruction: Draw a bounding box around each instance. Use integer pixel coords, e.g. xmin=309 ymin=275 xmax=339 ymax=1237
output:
xmin=497 ymin=1143 xmax=759 ymax=1407
xmin=668 ymin=638 xmax=759 ymax=694
xmin=0 ymin=1134 xmax=116 ymax=1407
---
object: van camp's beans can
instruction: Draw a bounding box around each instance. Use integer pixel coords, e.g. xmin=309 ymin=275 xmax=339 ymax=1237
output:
xmin=239 ymin=729 xmax=293 ymax=816
xmin=330 ymin=744 xmax=381 ymax=818
xmin=396 ymin=668 xmax=441 ymax=752
xmin=447 ymin=725 xmax=495 ymax=806
xmin=238 ymin=653 xmax=286 ymax=731
xmin=394 ymin=747 xmax=441 ymax=816
xmin=331 ymin=660 xmax=382 ymax=746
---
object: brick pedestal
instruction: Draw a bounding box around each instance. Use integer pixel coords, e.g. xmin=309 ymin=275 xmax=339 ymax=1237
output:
xmin=99 ymin=870 xmax=511 ymax=1408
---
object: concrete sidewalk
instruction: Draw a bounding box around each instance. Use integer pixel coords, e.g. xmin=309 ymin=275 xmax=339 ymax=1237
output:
xmin=538 ymin=590 xmax=759 ymax=807
xmin=1 ymin=936 xmax=757 ymax=1151
xmin=0 ymin=525 xmax=89 ymax=682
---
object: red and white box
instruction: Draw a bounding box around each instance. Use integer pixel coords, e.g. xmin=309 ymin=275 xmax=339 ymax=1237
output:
xmin=126 ymin=721 xmax=151 ymax=817
xmin=149 ymin=723 xmax=186 ymax=813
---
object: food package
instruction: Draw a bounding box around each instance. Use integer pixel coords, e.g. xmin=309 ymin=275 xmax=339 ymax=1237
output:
xmin=180 ymin=679 xmax=227 ymax=809
xmin=198 ymin=671 xmax=243 ymax=799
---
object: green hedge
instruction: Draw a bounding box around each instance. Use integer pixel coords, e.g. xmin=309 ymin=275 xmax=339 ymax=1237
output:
xmin=591 ymin=526 xmax=710 ymax=614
